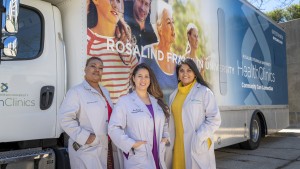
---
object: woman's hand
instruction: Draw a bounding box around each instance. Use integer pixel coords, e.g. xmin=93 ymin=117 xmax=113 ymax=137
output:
xmin=85 ymin=133 xmax=96 ymax=145
xmin=116 ymin=18 xmax=132 ymax=43
xmin=161 ymin=137 xmax=169 ymax=144
xmin=115 ymin=19 xmax=136 ymax=65
xmin=132 ymin=141 xmax=147 ymax=149
xmin=207 ymin=138 xmax=212 ymax=149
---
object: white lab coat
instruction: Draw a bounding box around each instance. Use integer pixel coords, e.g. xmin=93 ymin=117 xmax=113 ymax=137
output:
xmin=166 ymin=82 xmax=221 ymax=169
xmin=59 ymin=80 xmax=120 ymax=169
xmin=108 ymin=91 xmax=169 ymax=169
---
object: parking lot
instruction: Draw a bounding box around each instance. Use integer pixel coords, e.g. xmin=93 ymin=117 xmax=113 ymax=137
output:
xmin=216 ymin=126 xmax=300 ymax=169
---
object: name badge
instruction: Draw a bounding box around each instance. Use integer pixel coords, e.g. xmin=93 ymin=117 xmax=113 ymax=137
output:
xmin=191 ymin=99 xmax=201 ymax=103
xmin=131 ymin=108 xmax=143 ymax=113
xmin=87 ymin=101 xmax=98 ymax=104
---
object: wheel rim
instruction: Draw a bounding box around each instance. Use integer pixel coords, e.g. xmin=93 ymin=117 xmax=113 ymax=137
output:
xmin=251 ymin=119 xmax=260 ymax=142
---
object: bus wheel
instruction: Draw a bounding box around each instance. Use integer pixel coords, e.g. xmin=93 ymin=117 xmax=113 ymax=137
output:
xmin=240 ymin=114 xmax=261 ymax=150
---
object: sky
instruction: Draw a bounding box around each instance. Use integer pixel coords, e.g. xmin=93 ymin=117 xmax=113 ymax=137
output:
xmin=250 ymin=0 xmax=300 ymax=12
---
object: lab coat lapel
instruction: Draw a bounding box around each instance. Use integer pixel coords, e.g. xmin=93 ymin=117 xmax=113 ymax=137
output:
xmin=180 ymin=82 xmax=200 ymax=132
xmin=149 ymin=95 xmax=159 ymax=120
xmin=83 ymin=81 xmax=107 ymax=135
xmin=149 ymin=95 xmax=158 ymax=115
xmin=182 ymin=82 xmax=199 ymax=108
xmin=100 ymin=85 xmax=113 ymax=108
xmin=149 ymin=95 xmax=162 ymax=140
xmin=169 ymin=88 xmax=178 ymax=107
xmin=131 ymin=91 xmax=151 ymax=117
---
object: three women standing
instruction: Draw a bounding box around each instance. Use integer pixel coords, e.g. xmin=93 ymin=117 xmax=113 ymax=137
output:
xmin=108 ymin=63 xmax=170 ymax=169
xmin=59 ymin=57 xmax=220 ymax=169
xmin=166 ymin=59 xmax=221 ymax=169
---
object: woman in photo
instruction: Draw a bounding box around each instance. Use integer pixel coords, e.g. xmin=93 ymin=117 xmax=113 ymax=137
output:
xmin=184 ymin=23 xmax=208 ymax=81
xmin=108 ymin=63 xmax=170 ymax=169
xmin=140 ymin=0 xmax=177 ymax=104
xmin=87 ymin=0 xmax=138 ymax=104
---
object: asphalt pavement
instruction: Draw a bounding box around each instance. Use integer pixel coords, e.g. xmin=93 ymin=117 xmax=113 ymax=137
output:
xmin=216 ymin=126 xmax=300 ymax=169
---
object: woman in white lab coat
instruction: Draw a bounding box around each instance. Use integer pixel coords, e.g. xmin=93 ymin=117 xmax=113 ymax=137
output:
xmin=59 ymin=57 xmax=117 ymax=169
xmin=166 ymin=58 xmax=221 ymax=169
xmin=108 ymin=63 xmax=170 ymax=169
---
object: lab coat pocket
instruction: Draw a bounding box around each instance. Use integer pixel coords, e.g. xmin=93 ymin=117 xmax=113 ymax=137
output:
xmin=78 ymin=145 xmax=104 ymax=167
xmin=133 ymin=144 xmax=147 ymax=155
xmin=190 ymin=100 xmax=204 ymax=120
xmin=190 ymin=100 xmax=202 ymax=110
xmin=159 ymin=142 xmax=166 ymax=163
xmin=126 ymin=145 xmax=147 ymax=168
xmin=191 ymin=134 xmax=209 ymax=154
xmin=85 ymin=100 xmax=101 ymax=114
xmin=159 ymin=142 xmax=167 ymax=169
xmin=159 ymin=142 xmax=166 ymax=154
xmin=80 ymin=135 xmax=106 ymax=152
xmin=88 ymin=136 xmax=100 ymax=147
xmin=80 ymin=144 xmax=101 ymax=155
xmin=190 ymin=99 xmax=202 ymax=109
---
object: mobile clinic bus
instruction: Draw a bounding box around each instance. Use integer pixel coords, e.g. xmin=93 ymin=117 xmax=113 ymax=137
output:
xmin=0 ymin=0 xmax=288 ymax=168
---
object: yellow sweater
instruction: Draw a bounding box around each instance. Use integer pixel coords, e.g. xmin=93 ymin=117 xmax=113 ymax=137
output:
xmin=171 ymin=80 xmax=196 ymax=169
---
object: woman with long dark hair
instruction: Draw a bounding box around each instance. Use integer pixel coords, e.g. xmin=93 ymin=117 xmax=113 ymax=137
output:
xmin=166 ymin=58 xmax=221 ymax=169
xmin=108 ymin=63 xmax=169 ymax=169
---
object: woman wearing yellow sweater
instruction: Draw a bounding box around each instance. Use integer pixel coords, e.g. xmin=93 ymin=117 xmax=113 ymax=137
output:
xmin=166 ymin=59 xmax=221 ymax=169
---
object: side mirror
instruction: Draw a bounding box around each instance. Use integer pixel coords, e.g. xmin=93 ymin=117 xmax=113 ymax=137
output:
xmin=2 ymin=36 xmax=17 ymax=59
xmin=3 ymin=0 xmax=20 ymax=34
xmin=1 ymin=0 xmax=20 ymax=62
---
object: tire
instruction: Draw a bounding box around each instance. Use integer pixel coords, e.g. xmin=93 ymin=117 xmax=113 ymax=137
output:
xmin=240 ymin=114 xmax=262 ymax=150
